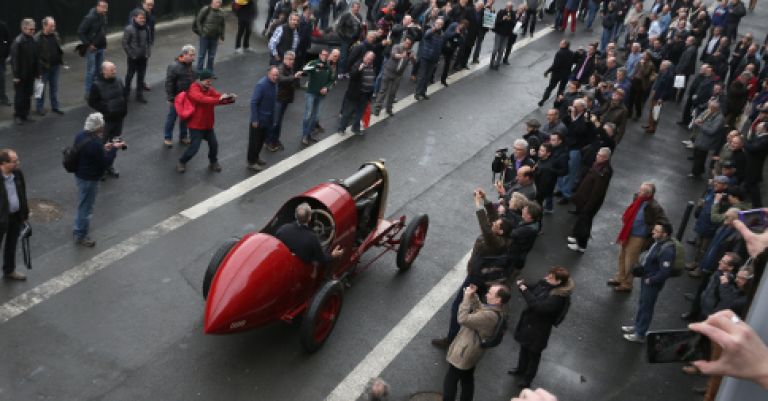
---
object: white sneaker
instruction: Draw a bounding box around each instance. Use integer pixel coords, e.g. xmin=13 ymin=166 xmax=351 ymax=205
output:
xmin=235 ymin=48 xmax=244 ymax=54
xmin=623 ymin=333 xmax=646 ymax=343
xmin=567 ymin=243 xmax=585 ymax=253
xmin=566 ymin=236 xmax=577 ymax=244
xmin=681 ymin=140 xmax=693 ymax=146
xmin=621 ymin=325 xmax=635 ymax=334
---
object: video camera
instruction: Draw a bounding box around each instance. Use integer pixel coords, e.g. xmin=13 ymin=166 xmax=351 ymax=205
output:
xmin=491 ymin=148 xmax=510 ymax=174
xmin=111 ymin=137 xmax=128 ymax=151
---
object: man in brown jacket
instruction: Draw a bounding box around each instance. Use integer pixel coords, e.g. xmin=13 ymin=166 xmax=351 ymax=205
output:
xmin=442 ymin=282 xmax=510 ymax=401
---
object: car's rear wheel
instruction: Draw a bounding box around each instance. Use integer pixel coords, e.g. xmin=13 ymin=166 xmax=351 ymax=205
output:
xmin=202 ymin=237 xmax=240 ymax=300
xmin=300 ymin=280 xmax=344 ymax=353
xmin=396 ymin=214 xmax=429 ymax=271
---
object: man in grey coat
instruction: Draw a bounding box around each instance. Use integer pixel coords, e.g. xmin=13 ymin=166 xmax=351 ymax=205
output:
xmin=690 ymin=99 xmax=726 ymax=179
xmin=372 ymin=38 xmax=415 ymax=117
xmin=122 ymin=10 xmax=151 ymax=103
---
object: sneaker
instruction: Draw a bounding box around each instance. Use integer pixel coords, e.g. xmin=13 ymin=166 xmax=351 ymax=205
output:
xmin=255 ymin=159 xmax=267 ymax=166
xmin=431 ymin=337 xmax=450 ymax=349
xmin=414 ymin=94 xmax=425 ymax=101
xmin=208 ymin=162 xmax=222 ymax=172
xmin=566 ymin=236 xmax=577 ymax=244
xmin=621 ymin=325 xmax=635 ymax=334
xmin=106 ymin=167 xmax=119 ymax=178
xmin=75 ymin=237 xmax=96 ymax=247
xmin=353 ymin=130 xmax=364 ymax=136
xmin=164 ymin=139 xmax=173 ymax=148
xmin=302 ymin=137 xmax=312 ymax=146
xmin=3 ymin=271 xmax=27 ymax=280
xmin=623 ymin=333 xmax=645 ymax=343
xmin=308 ymin=135 xmax=319 ymax=143
xmin=567 ymin=243 xmax=585 ymax=253
xmin=176 ymin=162 xmax=186 ymax=173
xmin=235 ymin=47 xmax=244 ymax=54
xmin=681 ymin=140 xmax=693 ymax=147
xmin=386 ymin=110 xmax=394 ymax=116
xmin=266 ymin=143 xmax=280 ymax=152
xmin=247 ymin=163 xmax=264 ymax=171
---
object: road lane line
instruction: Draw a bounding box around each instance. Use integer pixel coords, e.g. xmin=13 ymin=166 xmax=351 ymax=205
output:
xmin=325 ymin=252 xmax=470 ymax=401
xmin=0 ymin=27 xmax=551 ymax=325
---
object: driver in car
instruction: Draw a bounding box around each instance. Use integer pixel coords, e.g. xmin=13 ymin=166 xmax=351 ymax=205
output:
xmin=276 ymin=203 xmax=344 ymax=272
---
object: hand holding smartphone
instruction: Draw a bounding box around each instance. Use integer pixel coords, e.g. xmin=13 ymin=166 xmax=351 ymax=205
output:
xmin=646 ymin=329 xmax=711 ymax=363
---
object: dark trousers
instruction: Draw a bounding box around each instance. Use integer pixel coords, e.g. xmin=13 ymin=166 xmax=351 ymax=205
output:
xmin=124 ymin=57 xmax=148 ymax=98
xmin=541 ymin=74 xmax=568 ymax=102
xmin=1 ymin=212 xmax=22 ymax=275
xmin=745 ymin=180 xmax=763 ymax=207
xmin=236 ymin=19 xmax=253 ymax=49
xmin=522 ymin=9 xmax=537 ymax=35
xmin=180 ymin=128 xmax=218 ymax=164
xmin=0 ymin=62 xmax=8 ymax=103
xmin=416 ymin=59 xmax=437 ymax=95
xmin=472 ymin=31 xmax=486 ymax=62
xmin=503 ymin=34 xmax=518 ymax=62
xmin=686 ymin=270 xmax=713 ymax=321
xmin=628 ymin=78 xmax=645 ymax=118
xmin=13 ymin=78 xmax=33 ymax=118
xmin=516 ymin=345 xmax=542 ymax=384
xmin=103 ymin=117 xmax=124 ymax=168
xmin=248 ymin=124 xmax=268 ymax=164
xmin=571 ymin=211 xmax=595 ymax=248
xmin=441 ymin=48 xmax=457 ymax=83
xmin=338 ymin=94 xmax=371 ymax=133
xmin=691 ymin=148 xmax=708 ymax=177
xmin=442 ymin=364 xmax=475 ymax=401
xmin=455 ymin=35 xmax=475 ymax=68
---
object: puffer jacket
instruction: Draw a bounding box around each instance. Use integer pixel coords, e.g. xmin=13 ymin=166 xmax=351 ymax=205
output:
xmin=197 ymin=6 xmax=226 ymax=40
xmin=78 ymin=7 xmax=108 ymax=49
xmin=335 ymin=10 xmax=363 ymax=42
xmin=87 ymin=76 xmax=127 ymax=119
xmin=165 ymin=60 xmax=197 ymax=101
xmin=514 ymin=278 xmax=574 ymax=352
xmin=446 ymin=293 xmax=503 ymax=370
xmin=122 ymin=22 xmax=151 ymax=59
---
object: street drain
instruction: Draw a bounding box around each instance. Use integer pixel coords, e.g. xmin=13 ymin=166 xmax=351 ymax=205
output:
xmin=409 ymin=392 xmax=442 ymax=401
xmin=28 ymin=198 xmax=63 ymax=223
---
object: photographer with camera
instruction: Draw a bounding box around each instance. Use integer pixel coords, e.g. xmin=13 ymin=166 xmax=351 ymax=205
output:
xmin=373 ymin=37 xmax=416 ymax=117
xmin=492 ymin=139 xmax=535 ymax=193
xmin=72 ymin=113 xmax=119 ymax=248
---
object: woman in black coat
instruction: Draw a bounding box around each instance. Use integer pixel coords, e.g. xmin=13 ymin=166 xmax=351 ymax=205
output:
xmin=510 ymin=266 xmax=574 ymax=389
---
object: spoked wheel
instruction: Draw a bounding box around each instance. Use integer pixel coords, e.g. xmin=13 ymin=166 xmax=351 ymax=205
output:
xmin=300 ymin=280 xmax=344 ymax=352
xmin=396 ymin=214 xmax=429 ymax=271
xmin=202 ymin=237 xmax=240 ymax=300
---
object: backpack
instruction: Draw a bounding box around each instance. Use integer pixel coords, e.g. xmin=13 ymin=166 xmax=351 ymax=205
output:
xmin=476 ymin=311 xmax=507 ymax=349
xmin=174 ymin=91 xmax=196 ymax=121
xmin=62 ymin=136 xmax=95 ymax=173
xmin=665 ymin=238 xmax=686 ymax=277
xmin=192 ymin=6 xmax=211 ymax=35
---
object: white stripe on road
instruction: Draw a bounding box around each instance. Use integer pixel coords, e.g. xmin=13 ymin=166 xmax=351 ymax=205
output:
xmin=0 ymin=27 xmax=551 ymax=325
xmin=325 ymin=252 xmax=470 ymax=401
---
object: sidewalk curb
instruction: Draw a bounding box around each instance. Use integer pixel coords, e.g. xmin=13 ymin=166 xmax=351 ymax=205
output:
xmin=60 ymin=16 xmax=195 ymax=52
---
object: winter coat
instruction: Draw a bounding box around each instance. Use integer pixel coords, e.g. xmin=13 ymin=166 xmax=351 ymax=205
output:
xmin=276 ymin=63 xmax=298 ymax=104
xmin=233 ymin=0 xmax=257 ymax=21
xmin=535 ymin=155 xmax=568 ymax=199
xmin=345 ymin=61 xmax=376 ymax=100
xmin=726 ymin=80 xmax=748 ymax=116
xmin=129 ymin=7 xmax=156 ymax=45
xmin=0 ymin=170 xmax=29 ymax=232
xmin=493 ymin=8 xmax=516 ymax=36
xmin=744 ymin=132 xmax=768 ymax=184
xmin=700 ymin=270 xmax=735 ymax=318
xmin=545 ymin=48 xmax=575 ymax=79
xmin=197 ymin=6 xmax=226 ymax=40
xmin=382 ymin=43 xmax=414 ymax=78
xmin=467 ymin=202 xmax=513 ymax=276
xmin=10 ymin=34 xmax=38 ymax=81
xmin=73 ymin=131 xmax=117 ymax=181
xmin=335 ymin=10 xmax=364 ymax=41
xmin=675 ymin=44 xmax=698 ymax=76
xmin=694 ymin=189 xmax=723 ymax=238
xmin=250 ymin=76 xmax=277 ymax=126
xmin=514 ymin=279 xmax=574 ymax=353
xmin=34 ymin=32 xmax=63 ymax=72
xmin=165 ymin=60 xmax=197 ymax=101
xmin=600 ymin=102 xmax=629 ymax=137
xmin=122 ymin=22 xmax=151 ymax=59
xmin=694 ymin=110 xmax=725 ymax=151
xmin=725 ymin=1 xmax=746 ymax=27
xmin=87 ymin=76 xmax=127 ymax=120
xmin=186 ymin=81 xmax=226 ymax=130
xmin=446 ymin=293 xmax=503 ymax=370
xmin=571 ymin=162 xmax=613 ymax=215
xmin=304 ymin=59 xmax=336 ymax=96
xmin=652 ymin=68 xmax=675 ymax=100
xmin=78 ymin=7 xmax=108 ymax=49
xmin=641 ymin=239 xmax=675 ymax=286
xmin=419 ymin=28 xmax=444 ymax=62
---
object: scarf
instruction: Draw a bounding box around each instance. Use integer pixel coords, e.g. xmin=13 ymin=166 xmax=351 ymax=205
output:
xmin=616 ymin=194 xmax=652 ymax=245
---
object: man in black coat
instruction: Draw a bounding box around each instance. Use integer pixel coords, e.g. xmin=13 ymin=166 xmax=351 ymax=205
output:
xmin=163 ymin=45 xmax=197 ymax=147
xmin=539 ymin=39 xmax=574 ymax=106
xmin=88 ymin=61 xmax=128 ymax=179
xmin=0 ymin=149 xmax=30 ymax=281
xmin=130 ymin=0 xmax=156 ymax=92
xmin=10 ymin=19 xmax=40 ymax=126
xmin=568 ymin=147 xmax=613 ymax=252
xmin=743 ymin=122 xmax=768 ymax=207
xmin=0 ymin=20 xmax=12 ymax=106
xmin=678 ymin=64 xmax=714 ymax=126
xmin=34 ymin=17 xmax=64 ymax=116
xmin=455 ymin=1 xmax=486 ymax=69
xmin=275 ymin=203 xmax=344 ymax=267
xmin=510 ymin=266 xmax=574 ymax=389
xmin=78 ymin=0 xmax=109 ymax=97
xmin=674 ymin=36 xmax=698 ymax=102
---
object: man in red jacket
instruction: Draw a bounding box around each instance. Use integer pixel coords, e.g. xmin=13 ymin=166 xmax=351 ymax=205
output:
xmin=177 ymin=69 xmax=235 ymax=173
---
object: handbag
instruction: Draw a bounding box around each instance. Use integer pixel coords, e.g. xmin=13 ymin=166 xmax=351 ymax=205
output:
xmin=513 ymin=20 xmax=523 ymax=35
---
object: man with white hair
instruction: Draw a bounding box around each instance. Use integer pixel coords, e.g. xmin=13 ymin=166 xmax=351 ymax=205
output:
xmin=559 ymin=98 xmax=594 ymax=205
xmin=72 ymin=112 xmax=119 ymax=247
xmin=690 ymin=99 xmax=725 ymax=179
xmin=10 ymin=18 xmax=39 ymax=125
xmin=567 ymin=147 xmax=613 ymax=252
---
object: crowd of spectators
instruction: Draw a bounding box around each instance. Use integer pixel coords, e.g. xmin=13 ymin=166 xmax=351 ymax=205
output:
xmin=1 ymin=0 xmax=768 ymax=400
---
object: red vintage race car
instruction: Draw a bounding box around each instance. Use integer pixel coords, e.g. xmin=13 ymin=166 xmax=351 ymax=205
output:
xmin=202 ymin=161 xmax=429 ymax=352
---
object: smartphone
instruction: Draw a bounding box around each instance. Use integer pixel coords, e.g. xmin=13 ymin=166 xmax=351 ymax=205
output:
xmin=738 ymin=208 xmax=766 ymax=230
xmin=646 ymin=329 xmax=711 ymax=363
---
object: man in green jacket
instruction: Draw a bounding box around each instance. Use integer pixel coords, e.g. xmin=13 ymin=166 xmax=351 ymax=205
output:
xmin=195 ymin=0 xmax=226 ymax=73
xmin=301 ymin=48 xmax=338 ymax=145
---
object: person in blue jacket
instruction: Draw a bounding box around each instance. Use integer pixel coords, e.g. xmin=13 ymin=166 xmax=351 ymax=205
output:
xmin=622 ymin=222 xmax=675 ymax=342
xmin=248 ymin=66 xmax=278 ymax=171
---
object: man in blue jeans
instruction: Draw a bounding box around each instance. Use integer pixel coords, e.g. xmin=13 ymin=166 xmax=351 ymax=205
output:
xmin=195 ymin=0 xmax=226 ymax=73
xmin=301 ymin=49 xmax=338 ymax=145
xmin=622 ymin=223 xmax=675 ymax=342
xmin=78 ymin=0 xmax=108 ymax=97
xmin=73 ymin=113 xmax=118 ymax=248
xmin=559 ymin=99 xmax=592 ymax=204
xmin=163 ymin=45 xmax=197 ymax=147
xmin=34 ymin=17 xmax=64 ymax=116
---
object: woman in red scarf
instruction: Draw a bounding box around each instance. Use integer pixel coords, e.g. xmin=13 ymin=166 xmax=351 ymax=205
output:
xmin=608 ymin=182 xmax=668 ymax=292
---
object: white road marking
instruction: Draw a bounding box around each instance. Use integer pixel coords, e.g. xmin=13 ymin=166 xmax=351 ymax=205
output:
xmin=0 ymin=28 xmax=551 ymax=326
xmin=325 ymin=252 xmax=469 ymax=401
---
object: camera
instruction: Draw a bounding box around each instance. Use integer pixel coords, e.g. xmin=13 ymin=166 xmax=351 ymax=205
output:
xmin=738 ymin=208 xmax=766 ymax=230
xmin=491 ymin=148 xmax=510 ymax=173
xmin=111 ymin=136 xmax=128 ymax=150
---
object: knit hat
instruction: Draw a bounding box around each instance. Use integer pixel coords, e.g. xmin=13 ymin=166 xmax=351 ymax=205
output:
xmin=84 ymin=112 xmax=105 ymax=132
xmin=198 ymin=69 xmax=215 ymax=80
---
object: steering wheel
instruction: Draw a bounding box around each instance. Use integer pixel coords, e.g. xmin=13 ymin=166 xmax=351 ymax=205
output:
xmin=310 ymin=209 xmax=336 ymax=248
